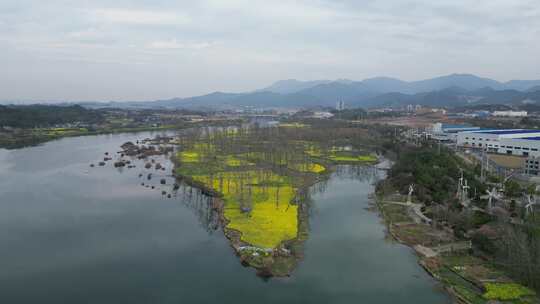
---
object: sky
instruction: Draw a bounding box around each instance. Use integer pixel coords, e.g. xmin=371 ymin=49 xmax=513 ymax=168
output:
xmin=1 ymin=0 xmax=539 ymax=102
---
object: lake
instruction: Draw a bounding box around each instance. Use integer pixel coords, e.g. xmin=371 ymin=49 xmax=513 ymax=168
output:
xmin=0 ymin=131 xmax=450 ymax=303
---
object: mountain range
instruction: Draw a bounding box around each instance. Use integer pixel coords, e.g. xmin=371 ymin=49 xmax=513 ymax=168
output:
xmin=78 ymin=74 xmax=540 ymax=110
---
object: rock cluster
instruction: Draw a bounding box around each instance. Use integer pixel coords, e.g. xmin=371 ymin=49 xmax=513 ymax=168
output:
xmin=120 ymin=140 xmax=175 ymax=159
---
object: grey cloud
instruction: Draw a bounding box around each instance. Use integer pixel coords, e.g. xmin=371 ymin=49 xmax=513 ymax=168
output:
xmin=0 ymin=0 xmax=539 ymax=101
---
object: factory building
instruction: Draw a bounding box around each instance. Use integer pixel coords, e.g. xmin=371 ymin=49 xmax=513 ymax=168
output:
xmin=492 ymin=111 xmax=528 ymax=117
xmin=456 ymin=129 xmax=540 ymax=157
xmin=431 ymin=123 xmax=481 ymax=141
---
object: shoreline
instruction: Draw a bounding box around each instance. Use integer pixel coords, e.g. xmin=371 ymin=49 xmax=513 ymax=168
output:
xmin=0 ymin=120 xmax=243 ymax=150
xmin=373 ymin=195 xmax=457 ymax=302
xmin=373 ymin=191 xmax=538 ymax=304
xmin=371 ymin=157 xmax=472 ymax=303
xmin=0 ymin=126 xmax=184 ymax=150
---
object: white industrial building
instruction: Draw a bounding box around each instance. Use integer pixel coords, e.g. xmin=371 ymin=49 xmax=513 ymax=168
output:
xmin=492 ymin=111 xmax=528 ymax=117
xmin=312 ymin=111 xmax=334 ymax=119
xmin=456 ymin=129 xmax=540 ymax=157
xmin=431 ymin=123 xmax=481 ymax=141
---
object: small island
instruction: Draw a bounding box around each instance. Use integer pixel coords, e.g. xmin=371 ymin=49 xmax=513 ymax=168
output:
xmin=171 ymin=122 xmax=378 ymax=276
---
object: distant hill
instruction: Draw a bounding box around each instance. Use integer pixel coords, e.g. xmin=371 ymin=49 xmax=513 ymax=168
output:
xmin=405 ymin=74 xmax=503 ymax=93
xmin=257 ymin=79 xmax=334 ymax=94
xmin=361 ymin=77 xmax=410 ymax=93
xmin=260 ymin=74 xmax=540 ymax=96
xmin=505 ymin=80 xmax=540 ymax=91
xmin=295 ymin=81 xmax=375 ymax=105
xmin=74 ymin=73 xmax=540 ymax=110
xmin=359 ymin=92 xmax=415 ymax=108
xmin=228 ymin=92 xmax=321 ymax=107
xmin=355 ymin=87 xmax=479 ymax=108
xmin=340 ymin=85 xmax=540 ymax=109
xmin=527 ymin=85 xmax=540 ymax=92
xmin=150 ymin=91 xmax=321 ymax=109
xmin=154 ymin=92 xmax=242 ymax=108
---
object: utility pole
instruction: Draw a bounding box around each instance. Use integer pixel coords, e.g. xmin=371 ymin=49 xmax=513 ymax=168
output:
xmin=457 ymin=169 xmax=464 ymax=199
xmin=462 ymin=179 xmax=470 ymax=207
xmin=480 ymin=148 xmax=487 ymax=182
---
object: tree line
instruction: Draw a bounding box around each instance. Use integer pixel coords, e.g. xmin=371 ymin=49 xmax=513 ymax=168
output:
xmin=0 ymin=104 xmax=104 ymax=128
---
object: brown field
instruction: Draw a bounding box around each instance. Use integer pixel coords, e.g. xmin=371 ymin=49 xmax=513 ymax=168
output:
xmin=488 ymin=154 xmax=525 ymax=169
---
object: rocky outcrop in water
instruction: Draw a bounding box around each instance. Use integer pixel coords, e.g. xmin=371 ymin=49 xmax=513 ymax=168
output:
xmin=119 ymin=140 xmax=175 ymax=160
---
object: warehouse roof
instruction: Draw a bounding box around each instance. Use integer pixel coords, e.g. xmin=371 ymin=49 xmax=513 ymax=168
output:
xmin=441 ymin=124 xmax=477 ymax=129
xmin=476 ymin=129 xmax=540 ymax=135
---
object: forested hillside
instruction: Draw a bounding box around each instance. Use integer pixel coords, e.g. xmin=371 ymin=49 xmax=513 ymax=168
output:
xmin=0 ymin=105 xmax=103 ymax=128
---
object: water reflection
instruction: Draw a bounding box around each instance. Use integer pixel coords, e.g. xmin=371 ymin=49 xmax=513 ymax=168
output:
xmin=174 ymin=184 xmax=221 ymax=233
xmin=334 ymin=164 xmax=382 ymax=182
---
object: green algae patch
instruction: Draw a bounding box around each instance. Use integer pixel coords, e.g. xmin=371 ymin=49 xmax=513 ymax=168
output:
xmin=179 ymin=151 xmax=200 ymax=163
xmin=294 ymin=162 xmax=326 ymax=173
xmin=44 ymin=127 xmax=89 ymax=137
xmin=304 ymin=144 xmax=377 ymax=164
xmin=328 ymin=154 xmax=377 ymax=163
xmin=222 ymin=155 xmax=252 ymax=167
xmin=279 ymin=122 xmax=307 ymax=128
xmin=483 ymin=283 xmax=535 ymax=301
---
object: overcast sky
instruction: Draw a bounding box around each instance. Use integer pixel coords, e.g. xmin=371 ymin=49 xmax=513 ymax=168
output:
xmin=1 ymin=0 xmax=539 ymax=102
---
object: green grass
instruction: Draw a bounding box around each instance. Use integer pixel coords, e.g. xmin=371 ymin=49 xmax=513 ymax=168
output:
xmin=279 ymin=123 xmax=307 ymax=128
xmin=303 ymin=144 xmax=377 ymax=164
xmin=454 ymin=285 xmax=487 ymax=304
xmin=483 ymin=283 xmax=535 ymax=301
xmin=438 ymin=267 xmax=486 ymax=304
xmin=292 ymin=162 xmax=326 ymax=173
xmin=328 ymin=154 xmax=377 ymax=162
xmin=435 ymin=255 xmax=539 ymax=304
xmin=380 ymin=204 xmax=411 ymax=223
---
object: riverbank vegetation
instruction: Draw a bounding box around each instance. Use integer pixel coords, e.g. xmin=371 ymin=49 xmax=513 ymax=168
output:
xmin=376 ymin=141 xmax=540 ymax=303
xmin=0 ymin=104 xmax=103 ymax=128
xmin=0 ymin=105 xmax=230 ymax=149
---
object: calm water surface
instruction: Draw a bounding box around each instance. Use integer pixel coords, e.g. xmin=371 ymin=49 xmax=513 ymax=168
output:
xmin=0 ymin=132 xmax=450 ymax=303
